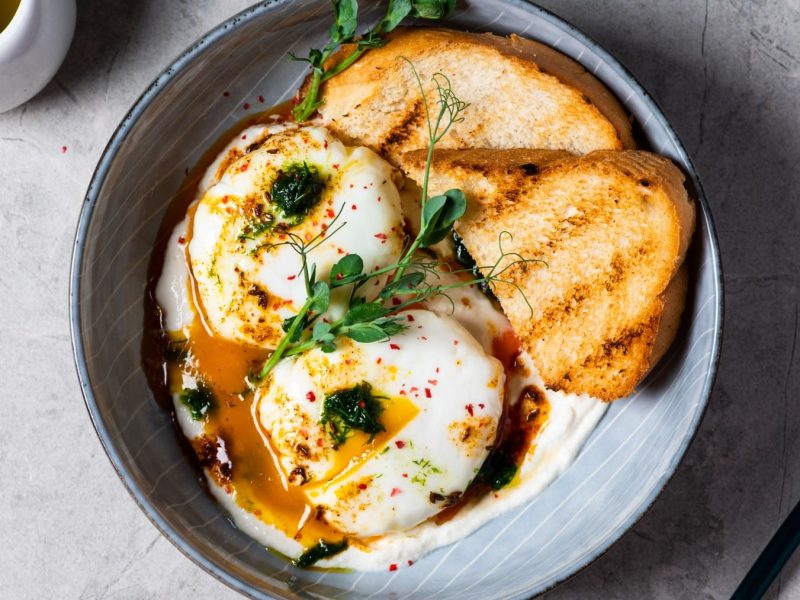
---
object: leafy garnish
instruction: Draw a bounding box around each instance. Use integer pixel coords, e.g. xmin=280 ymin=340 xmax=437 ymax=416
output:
xmin=179 ymin=384 xmax=214 ymax=421
xmin=291 ymin=0 xmax=457 ymax=121
xmin=271 ymin=162 xmax=324 ymax=218
xmin=410 ymin=457 xmax=443 ymax=486
xmin=293 ymin=538 xmax=349 ymax=568
xmin=320 ymin=382 xmax=385 ymax=447
xmin=238 ymin=217 xmax=274 ymax=241
xmin=451 ymin=230 xmax=495 ymax=299
xmin=477 ymin=447 xmax=517 ymax=491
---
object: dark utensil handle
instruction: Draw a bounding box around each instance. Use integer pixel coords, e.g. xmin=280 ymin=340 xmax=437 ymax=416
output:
xmin=732 ymin=497 xmax=800 ymax=599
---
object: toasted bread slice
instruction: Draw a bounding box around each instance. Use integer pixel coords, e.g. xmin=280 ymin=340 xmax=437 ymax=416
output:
xmin=313 ymin=28 xmax=634 ymax=165
xmin=401 ymin=149 xmax=695 ymax=400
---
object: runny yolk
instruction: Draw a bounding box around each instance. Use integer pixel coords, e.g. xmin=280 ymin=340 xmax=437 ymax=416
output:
xmin=311 ymin=395 xmax=419 ymax=492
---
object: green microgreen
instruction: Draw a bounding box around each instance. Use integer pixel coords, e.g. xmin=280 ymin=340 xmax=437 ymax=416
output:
xmin=291 ymin=0 xmax=457 ymax=121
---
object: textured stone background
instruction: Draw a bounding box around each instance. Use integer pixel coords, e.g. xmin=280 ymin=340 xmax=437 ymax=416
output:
xmin=0 ymin=0 xmax=798 ymax=598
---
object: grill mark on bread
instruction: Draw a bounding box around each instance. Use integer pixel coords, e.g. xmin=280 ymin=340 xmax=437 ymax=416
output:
xmin=379 ymin=100 xmax=424 ymax=154
xmin=593 ymin=316 xmax=658 ymax=362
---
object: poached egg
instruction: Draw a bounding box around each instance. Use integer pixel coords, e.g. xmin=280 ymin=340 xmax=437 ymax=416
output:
xmin=189 ymin=126 xmax=405 ymax=348
xmin=256 ymin=309 xmax=504 ymax=536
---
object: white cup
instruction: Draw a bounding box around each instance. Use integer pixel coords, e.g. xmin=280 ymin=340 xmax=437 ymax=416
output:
xmin=0 ymin=0 xmax=76 ymax=113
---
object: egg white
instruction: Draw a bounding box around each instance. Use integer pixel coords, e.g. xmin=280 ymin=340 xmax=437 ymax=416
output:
xmin=188 ymin=126 xmax=405 ymax=348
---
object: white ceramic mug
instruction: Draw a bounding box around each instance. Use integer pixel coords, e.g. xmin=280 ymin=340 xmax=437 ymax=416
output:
xmin=0 ymin=0 xmax=76 ymax=113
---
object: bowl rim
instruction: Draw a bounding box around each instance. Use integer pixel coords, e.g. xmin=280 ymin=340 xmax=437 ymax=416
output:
xmin=69 ymin=1 xmax=724 ymax=598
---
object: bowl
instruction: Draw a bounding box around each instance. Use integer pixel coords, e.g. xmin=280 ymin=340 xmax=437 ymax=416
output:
xmin=70 ymin=1 xmax=723 ymax=597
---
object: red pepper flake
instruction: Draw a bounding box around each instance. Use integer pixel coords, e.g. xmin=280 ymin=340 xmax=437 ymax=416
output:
xmin=177 ymin=236 xmax=186 ymax=245
xmin=435 ymin=367 xmax=440 ymax=373
xmin=321 ymin=223 xmax=328 ymax=231
xmin=453 ymin=339 xmax=460 ymax=345
xmin=399 ymin=390 xmax=407 ymax=396
xmin=425 ymin=388 xmax=432 ymax=398
xmin=478 ymin=403 xmax=485 ymax=409
xmin=358 ymin=400 xmax=365 ymax=408
xmin=465 ymin=404 xmax=474 ymax=416
xmin=420 ymin=336 xmax=428 ymax=341
xmin=392 ymin=297 xmax=402 ymax=306
xmin=395 ymin=440 xmax=405 ymax=449
xmin=374 ymin=233 xmax=388 ymax=240
xmin=337 ymin=248 xmax=345 ymax=254
xmin=306 ymin=391 xmax=316 ymax=402
xmin=351 ymin=204 xmax=358 ymax=210
xmin=428 ymin=379 xmax=437 ymax=385
xmin=336 ymin=272 xmax=344 ymax=280
xmin=239 ymin=162 xmax=250 ymax=172
xmin=376 ymin=357 xmax=382 ymax=364
xmin=323 ymin=140 xmax=328 ymax=149
xmin=363 ymin=185 xmax=369 ymax=190
xmin=241 ymin=134 xmax=247 ymax=140
xmin=60 ymin=145 xmax=68 ymax=153
xmin=410 ymin=386 xmax=418 ymax=393
xmin=326 ymin=208 xmax=335 ymax=218
xmin=243 ymin=102 xmax=251 ymax=110
xmin=389 ymin=564 xmax=398 ymax=572
xmin=389 ymin=343 xmax=400 ymax=350
xmin=332 ymin=163 xmax=340 ymax=170
xmin=316 ymin=438 xmax=324 ymax=447
xmin=287 ymin=275 xmax=296 ymax=280
xmin=358 ymin=483 xmax=368 ymax=490
xmin=407 ymin=560 xmax=413 ymax=566
xmin=223 ymin=91 xmax=230 ymax=97
xmin=390 ymin=487 xmax=402 ymax=497
xmin=258 ymin=95 xmax=265 ymax=104
xmin=377 ymin=196 xmax=382 ymax=202
xmin=349 ymin=183 xmax=354 ymax=188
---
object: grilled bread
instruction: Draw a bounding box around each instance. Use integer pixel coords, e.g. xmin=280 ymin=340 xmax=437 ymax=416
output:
xmin=401 ymin=148 xmax=695 ymax=400
xmin=313 ymin=27 xmax=634 ymax=165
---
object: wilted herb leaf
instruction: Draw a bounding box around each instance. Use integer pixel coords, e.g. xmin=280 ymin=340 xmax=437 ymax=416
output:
xmin=293 ymin=538 xmax=348 ymax=568
xmin=321 ymin=382 xmax=385 ymax=447
xmin=179 ymin=384 xmax=214 ymax=421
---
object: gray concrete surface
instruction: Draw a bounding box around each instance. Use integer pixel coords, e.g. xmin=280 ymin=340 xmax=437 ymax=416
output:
xmin=0 ymin=0 xmax=797 ymax=598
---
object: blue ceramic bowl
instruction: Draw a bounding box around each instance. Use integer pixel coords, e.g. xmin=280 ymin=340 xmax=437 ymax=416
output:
xmin=70 ymin=1 xmax=723 ymax=597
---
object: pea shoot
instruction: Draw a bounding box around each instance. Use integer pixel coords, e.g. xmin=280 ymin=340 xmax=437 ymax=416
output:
xmin=291 ymin=0 xmax=457 ymax=122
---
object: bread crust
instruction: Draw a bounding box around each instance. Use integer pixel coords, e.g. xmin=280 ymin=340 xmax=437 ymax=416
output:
xmin=401 ymin=148 xmax=695 ymax=400
xmin=312 ymin=27 xmax=634 ymax=164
